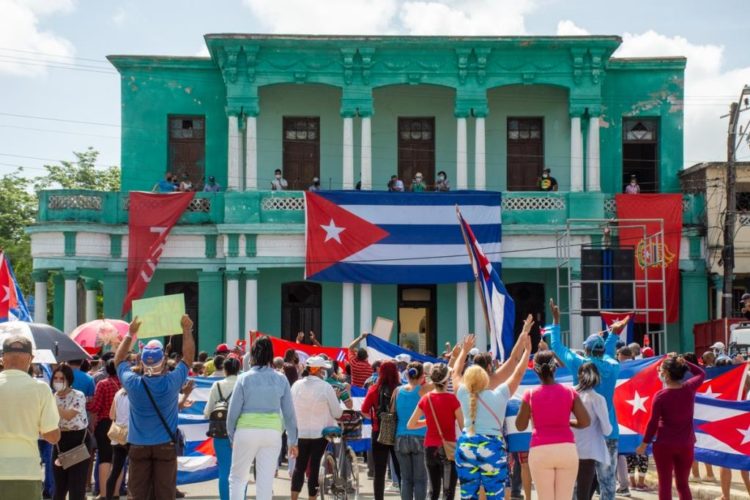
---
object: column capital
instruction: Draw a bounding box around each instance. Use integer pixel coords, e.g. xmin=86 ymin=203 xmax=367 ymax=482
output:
xmin=243 ymin=269 xmax=260 ymax=279
xmin=340 ymin=108 xmax=357 ymax=118
xmin=473 ymin=109 xmax=488 ymax=118
xmin=586 ymin=105 xmax=603 ymax=117
xmin=454 ymin=109 xmax=470 ymax=119
xmin=83 ymin=278 xmax=100 ymax=291
xmin=198 ymin=270 xmax=223 ymax=282
xmin=225 ymin=269 xmax=242 ymax=280
xmin=32 ymin=269 xmax=49 ymax=283
xmin=61 ymin=270 xmax=79 ymax=281
xmin=569 ymin=108 xmax=585 ymax=118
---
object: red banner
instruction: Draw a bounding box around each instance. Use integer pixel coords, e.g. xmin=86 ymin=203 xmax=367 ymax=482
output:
xmin=122 ymin=192 xmax=195 ymax=315
xmin=616 ymin=194 xmax=682 ymax=323
xmin=267 ymin=335 xmax=349 ymax=364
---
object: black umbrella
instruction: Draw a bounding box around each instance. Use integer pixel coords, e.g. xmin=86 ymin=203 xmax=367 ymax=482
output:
xmin=0 ymin=321 xmax=91 ymax=362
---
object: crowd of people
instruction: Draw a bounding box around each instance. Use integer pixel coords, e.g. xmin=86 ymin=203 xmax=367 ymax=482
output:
xmin=1 ymin=303 xmax=749 ymax=500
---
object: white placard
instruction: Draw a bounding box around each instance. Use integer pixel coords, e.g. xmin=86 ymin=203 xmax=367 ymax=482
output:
xmin=372 ymin=316 xmax=394 ymax=342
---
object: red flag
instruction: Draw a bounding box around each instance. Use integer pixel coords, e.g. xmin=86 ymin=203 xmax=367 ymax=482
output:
xmin=616 ymin=194 xmax=682 ymax=323
xmin=699 ymin=363 xmax=749 ymax=401
xmin=613 ymin=357 xmax=664 ymax=434
xmin=122 ymin=192 xmax=195 ymax=315
xmin=267 ymin=335 xmax=349 ymax=364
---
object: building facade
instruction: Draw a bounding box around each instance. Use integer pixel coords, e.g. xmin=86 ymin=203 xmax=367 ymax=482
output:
xmin=28 ymin=34 xmax=707 ymax=353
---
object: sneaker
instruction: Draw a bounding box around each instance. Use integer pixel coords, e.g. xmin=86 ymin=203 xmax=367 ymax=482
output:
xmin=385 ymin=483 xmax=400 ymax=493
xmin=616 ymin=487 xmax=631 ymax=497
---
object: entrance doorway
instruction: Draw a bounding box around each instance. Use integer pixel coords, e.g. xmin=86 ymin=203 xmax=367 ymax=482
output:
xmin=622 ymin=118 xmax=658 ymax=193
xmin=168 ymin=115 xmax=205 ymax=189
xmin=505 ymin=282 xmax=545 ymax=350
xmin=164 ymin=282 xmax=199 ymax=355
xmin=281 ymin=282 xmax=322 ymax=344
xmin=507 ymin=117 xmax=544 ymax=191
xmin=398 ymin=118 xmax=435 ymax=189
xmin=397 ymin=285 xmax=436 ymax=355
xmin=283 ymin=117 xmax=320 ymax=190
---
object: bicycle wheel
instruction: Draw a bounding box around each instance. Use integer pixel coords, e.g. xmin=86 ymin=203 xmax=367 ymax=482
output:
xmin=344 ymin=446 xmax=360 ymax=500
xmin=318 ymin=452 xmax=338 ymax=500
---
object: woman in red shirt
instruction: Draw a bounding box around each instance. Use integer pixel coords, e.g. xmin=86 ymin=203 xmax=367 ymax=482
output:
xmin=361 ymin=361 xmax=402 ymax=500
xmin=636 ymin=354 xmax=705 ymax=500
xmin=407 ymin=363 xmax=464 ymax=500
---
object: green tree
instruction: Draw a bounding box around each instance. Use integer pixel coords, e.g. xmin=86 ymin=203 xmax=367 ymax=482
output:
xmin=34 ymin=147 xmax=120 ymax=192
xmin=0 ymin=168 xmax=36 ymax=294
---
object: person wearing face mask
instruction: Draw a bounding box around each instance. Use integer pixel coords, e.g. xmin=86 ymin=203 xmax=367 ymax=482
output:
xmin=113 ymin=314 xmax=195 ymax=500
xmin=308 ymin=176 xmax=321 ymax=192
xmin=625 ymin=174 xmax=641 ymax=194
xmin=435 ymin=171 xmax=450 ymax=192
xmin=271 ymin=168 xmax=288 ymax=191
xmin=411 ymin=172 xmax=427 ymax=192
xmin=51 ymin=364 xmax=90 ymax=500
xmin=537 ymin=167 xmax=558 ymax=191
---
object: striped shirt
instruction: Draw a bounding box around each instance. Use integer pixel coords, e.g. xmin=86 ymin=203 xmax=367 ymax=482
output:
xmin=349 ymin=356 xmax=372 ymax=388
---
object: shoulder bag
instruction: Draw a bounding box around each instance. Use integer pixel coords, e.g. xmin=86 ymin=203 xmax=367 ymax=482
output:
xmin=142 ymin=379 xmax=185 ymax=454
xmin=56 ymin=430 xmax=90 ymax=470
xmin=427 ymin=393 xmax=456 ymax=461
xmin=376 ymin=386 xmax=399 ymax=446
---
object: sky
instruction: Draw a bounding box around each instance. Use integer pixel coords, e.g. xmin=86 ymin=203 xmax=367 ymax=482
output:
xmin=1 ymin=0 xmax=749 ymax=178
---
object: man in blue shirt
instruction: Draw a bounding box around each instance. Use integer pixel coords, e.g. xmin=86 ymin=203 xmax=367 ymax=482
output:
xmin=547 ymin=299 xmax=629 ymax=500
xmin=114 ymin=314 xmax=194 ymax=500
xmin=68 ymin=359 xmax=95 ymax=398
xmin=155 ymin=172 xmax=176 ymax=193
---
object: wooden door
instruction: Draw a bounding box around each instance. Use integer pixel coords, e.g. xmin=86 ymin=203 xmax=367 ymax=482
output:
xmin=505 ymin=282 xmax=545 ymax=351
xmin=164 ymin=282 xmax=199 ymax=354
xmin=168 ymin=116 xmax=205 ymax=187
xmin=281 ymin=282 xmax=322 ymax=343
xmin=283 ymin=117 xmax=320 ymax=190
xmin=398 ymin=118 xmax=435 ymax=189
xmin=507 ymin=118 xmax=544 ymax=191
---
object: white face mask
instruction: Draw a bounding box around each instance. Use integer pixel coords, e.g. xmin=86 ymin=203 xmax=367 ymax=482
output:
xmin=275 ymin=174 xmax=281 ymax=180
xmin=542 ymin=174 xmax=549 ymax=178
xmin=416 ymin=177 xmax=423 ymax=182
xmin=438 ymin=175 xmax=445 ymax=181
xmin=53 ymin=381 xmax=65 ymax=392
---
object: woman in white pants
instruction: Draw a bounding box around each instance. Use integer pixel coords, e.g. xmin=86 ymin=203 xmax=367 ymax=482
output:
xmin=226 ymin=336 xmax=298 ymax=500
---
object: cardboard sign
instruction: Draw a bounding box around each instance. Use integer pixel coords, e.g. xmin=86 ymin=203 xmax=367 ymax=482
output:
xmin=131 ymin=294 xmax=185 ymax=339
xmin=372 ymin=316 xmax=394 ymax=341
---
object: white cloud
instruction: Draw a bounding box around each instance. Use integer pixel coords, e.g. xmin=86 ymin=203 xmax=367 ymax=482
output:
xmin=0 ymin=0 xmax=75 ymax=76
xmin=195 ymin=46 xmax=210 ymax=58
xmin=399 ymin=1 xmax=536 ymax=35
xmin=112 ymin=6 xmax=126 ymax=26
xmin=556 ymin=20 xmax=589 ymax=36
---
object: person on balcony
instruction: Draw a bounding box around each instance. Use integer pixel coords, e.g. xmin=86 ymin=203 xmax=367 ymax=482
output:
xmin=410 ymin=172 xmax=427 ymax=192
xmin=308 ymin=177 xmax=321 ymax=192
xmin=271 ymin=169 xmax=288 ymax=191
xmin=178 ymin=173 xmax=193 ymax=192
xmin=203 ymin=176 xmax=222 ymax=193
xmin=625 ymin=175 xmax=641 ymax=194
xmin=154 ymin=172 xmax=176 ymax=193
xmin=435 ymin=171 xmax=451 ymax=192
xmin=537 ymin=168 xmax=558 ymax=191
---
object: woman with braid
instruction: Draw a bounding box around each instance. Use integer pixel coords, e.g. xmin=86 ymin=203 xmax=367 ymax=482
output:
xmin=454 ymin=315 xmax=532 ymax=499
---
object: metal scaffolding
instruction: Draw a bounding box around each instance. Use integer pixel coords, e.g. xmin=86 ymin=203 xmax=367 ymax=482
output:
xmin=556 ymin=218 xmax=669 ymax=353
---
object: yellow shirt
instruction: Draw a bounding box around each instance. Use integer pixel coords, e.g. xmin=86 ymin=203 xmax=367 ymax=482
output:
xmin=0 ymin=370 xmax=60 ymax=480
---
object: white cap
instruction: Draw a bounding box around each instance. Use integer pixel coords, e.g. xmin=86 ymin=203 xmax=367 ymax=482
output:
xmin=710 ymin=341 xmax=726 ymax=350
xmin=305 ymin=356 xmax=332 ymax=369
xmin=394 ymin=353 xmax=411 ymax=363
xmin=469 ymin=348 xmax=480 ymax=357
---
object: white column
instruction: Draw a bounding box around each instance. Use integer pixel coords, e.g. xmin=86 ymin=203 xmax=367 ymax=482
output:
xmin=359 ymin=284 xmax=372 ymax=333
xmin=225 ymin=273 xmax=240 ymax=346
xmin=343 ymin=116 xmax=354 ymax=189
xmin=570 ymin=281 xmax=585 ymax=348
xmin=63 ymin=272 xmax=78 ymax=334
xmin=361 ymin=116 xmax=372 ymax=189
xmin=715 ymin=287 xmax=723 ymax=319
xmin=85 ymin=289 xmax=97 ymax=323
xmin=456 ymin=283 xmax=469 ymax=344
xmin=570 ymin=115 xmax=584 ymax=192
xmin=474 ymin=116 xmax=486 ymax=190
xmin=244 ymin=273 xmax=258 ymax=334
xmin=456 ymin=116 xmax=468 ymax=189
xmin=227 ymin=114 xmax=241 ymax=191
xmin=586 ymin=115 xmax=601 ymax=192
xmin=342 ymin=283 xmax=355 ymax=346
xmin=245 ymin=115 xmax=257 ymax=190
xmin=473 ymin=286 xmax=487 ymax=352
xmin=34 ymin=277 xmax=47 ymax=324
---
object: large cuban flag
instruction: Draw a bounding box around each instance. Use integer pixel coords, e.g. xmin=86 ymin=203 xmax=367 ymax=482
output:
xmin=304 ymin=191 xmax=501 ymax=283
xmin=0 ymin=252 xmax=31 ymax=323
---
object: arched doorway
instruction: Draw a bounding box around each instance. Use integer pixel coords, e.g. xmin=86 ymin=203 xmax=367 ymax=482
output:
xmin=281 ymin=282 xmax=322 ymax=343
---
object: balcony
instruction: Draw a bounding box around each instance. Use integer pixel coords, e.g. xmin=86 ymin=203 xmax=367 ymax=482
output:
xmin=35 ymin=190 xmax=705 ymax=229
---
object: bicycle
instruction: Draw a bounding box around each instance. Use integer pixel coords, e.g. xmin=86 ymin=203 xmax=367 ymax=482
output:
xmin=318 ymin=409 xmax=363 ymax=500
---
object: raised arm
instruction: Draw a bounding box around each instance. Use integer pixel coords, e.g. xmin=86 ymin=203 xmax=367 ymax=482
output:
xmin=504 ymin=316 xmax=533 ymax=395
xmin=548 ymin=298 xmax=582 ymax=370
xmin=603 ymin=316 xmax=630 ymax=358
xmin=451 ymin=334 xmax=475 ymax=389
xmin=114 ymin=317 xmax=141 ymax=367
xmin=683 ymin=360 xmax=706 ymax=391
xmin=489 ymin=315 xmax=533 ymax=389
xmin=348 ymin=332 xmax=367 ymax=352
xmin=180 ymin=314 xmax=195 ymax=366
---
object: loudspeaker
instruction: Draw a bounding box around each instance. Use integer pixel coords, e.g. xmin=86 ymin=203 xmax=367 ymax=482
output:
xmin=611 ymin=248 xmax=635 ymax=310
xmin=581 ymin=249 xmax=602 ymax=315
xmin=580 ymin=247 xmax=635 ymax=315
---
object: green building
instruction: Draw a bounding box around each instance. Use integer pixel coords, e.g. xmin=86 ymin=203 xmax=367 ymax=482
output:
xmin=28 ymin=34 xmax=707 ymax=354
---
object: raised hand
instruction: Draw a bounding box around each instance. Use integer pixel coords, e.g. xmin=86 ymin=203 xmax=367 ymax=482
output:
xmin=549 ymin=298 xmax=560 ymax=325
xmin=521 ymin=314 xmax=534 ymax=334
xmin=610 ymin=316 xmax=630 ymax=333
xmin=128 ymin=316 xmax=142 ymax=336
xmin=180 ymin=314 xmax=193 ymax=331
xmin=296 ymin=331 xmax=305 ymax=343
xmin=462 ymin=334 xmax=476 ymax=352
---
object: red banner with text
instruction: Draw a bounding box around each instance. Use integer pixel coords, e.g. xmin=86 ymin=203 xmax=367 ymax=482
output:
xmin=122 ymin=192 xmax=195 ymax=315
xmin=616 ymin=194 xmax=682 ymax=323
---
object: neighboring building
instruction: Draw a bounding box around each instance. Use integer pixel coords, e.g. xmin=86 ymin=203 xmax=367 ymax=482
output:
xmin=681 ymin=161 xmax=750 ymax=319
xmin=28 ymin=34 xmax=706 ymax=354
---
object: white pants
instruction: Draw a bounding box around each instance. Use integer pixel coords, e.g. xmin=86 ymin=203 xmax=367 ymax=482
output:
xmin=229 ymin=428 xmax=282 ymax=500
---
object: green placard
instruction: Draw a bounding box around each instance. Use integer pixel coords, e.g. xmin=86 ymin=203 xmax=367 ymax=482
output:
xmin=132 ymin=294 xmax=185 ymax=339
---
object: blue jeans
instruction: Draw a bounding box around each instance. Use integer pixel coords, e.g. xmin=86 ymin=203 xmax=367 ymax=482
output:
xmin=38 ymin=440 xmax=54 ymax=496
xmin=214 ymin=437 xmax=232 ymax=500
xmin=594 ymin=438 xmax=618 ymax=500
xmin=395 ymin=436 xmax=427 ymax=500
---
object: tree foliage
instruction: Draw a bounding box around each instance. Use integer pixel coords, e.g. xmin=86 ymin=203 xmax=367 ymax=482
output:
xmin=34 ymin=147 xmax=120 ymax=192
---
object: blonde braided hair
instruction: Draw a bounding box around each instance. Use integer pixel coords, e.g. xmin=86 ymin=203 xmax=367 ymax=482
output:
xmin=463 ymin=365 xmax=489 ymax=437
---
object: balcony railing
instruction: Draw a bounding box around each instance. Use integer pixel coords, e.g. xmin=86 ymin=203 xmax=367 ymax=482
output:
xmin=36 ymin=190 xmax=705 ymax=228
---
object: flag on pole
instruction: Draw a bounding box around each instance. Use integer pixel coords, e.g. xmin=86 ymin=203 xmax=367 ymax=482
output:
xmin=601 ymin=311 xmax=634 ymax=344
xmin=0 ymin=252 xmax=31 ymax=322
xmin=457 ymin=208 xmax=515 ymax=360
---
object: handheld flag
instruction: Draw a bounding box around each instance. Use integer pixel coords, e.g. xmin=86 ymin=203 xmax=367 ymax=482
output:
xmin=601 ymin=311 xmax=634 ymax=344
xmin=457 ymin=208 xmax=515 ymax=360
xmin=0 ymin=252 xmax=31 ymax=322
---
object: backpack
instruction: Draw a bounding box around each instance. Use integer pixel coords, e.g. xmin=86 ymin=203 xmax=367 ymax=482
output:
xmin=207 ymin=384 xmax=232 ymax=439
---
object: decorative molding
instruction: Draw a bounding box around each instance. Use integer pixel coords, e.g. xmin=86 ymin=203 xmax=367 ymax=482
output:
xmin=502 ymin=196 xmax=566 ymax=211
xmin=48 ymin=194 xmax=102 ymax=211
xmin=261 ymin=196 xmax=305 ymax=211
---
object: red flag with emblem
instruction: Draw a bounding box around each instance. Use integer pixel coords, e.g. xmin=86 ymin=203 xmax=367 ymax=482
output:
xmin=698 ymin=363 xmax=749 ymax=401
xmin=122 ymin=192 xmax=195 ymax=315
xmin=616 ymin=194 xmax=682 ymax=323
xmin=613 ymin=356 xmax=664 ymax=434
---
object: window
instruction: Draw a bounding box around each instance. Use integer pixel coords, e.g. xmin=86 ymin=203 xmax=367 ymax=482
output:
xmin=398 ymin=118 xmax=435 ymax=189
xmin=622 ymin=118 xmax=659 ymax=193
xmin=168 ymin=115 xmax=206 ymax=188
xmin=281 ymin=282 xmax=322 ymax=343
xmin=282 ymin=117 xmax=320 ymax=190
xmin=507 ymin=117 xmax=544 ymax=191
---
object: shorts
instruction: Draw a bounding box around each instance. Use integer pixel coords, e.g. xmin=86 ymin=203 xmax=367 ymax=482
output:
xmin=455 ymin=433 xmax=508 ymax=499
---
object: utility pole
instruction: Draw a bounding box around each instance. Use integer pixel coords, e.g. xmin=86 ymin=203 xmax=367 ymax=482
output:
xmin=722 ymin=86 xmax=750 ymax=318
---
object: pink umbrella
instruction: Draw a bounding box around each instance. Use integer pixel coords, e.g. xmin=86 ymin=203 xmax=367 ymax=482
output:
xmin=69 ymin=319 xmax=132 ymax=355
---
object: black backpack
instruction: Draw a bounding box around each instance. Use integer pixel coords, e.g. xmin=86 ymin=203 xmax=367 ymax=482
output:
xmin=207 ymin=384 xmax=231 ymax=439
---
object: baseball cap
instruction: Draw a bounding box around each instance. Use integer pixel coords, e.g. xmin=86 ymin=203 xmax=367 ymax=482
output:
xmin=215 ymin=343 xmax=230 ymax=354
xmin=742 ymin=293 xmax=750 ymax=301
xmin=642 ymin=347 xmax=655 ymax=358
xmin=395 ymin=353 xmax=411 ymax=363
xmin=305 ymin=356 xmax=332 ymax=369
xmin=710 ymin=341 xmax=725 ymax=350
xmin=469 ymin=348 xmax=480 ymax=357
xmin=583 ymin=334 xmax=605 ymax=352
xmin=141 ymin=340 xmax=165 ymax=366
xmin=2 ymin=335 xmax=33 ymax=355
xmin=543 ymin=168 xmax=551 ymax=173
